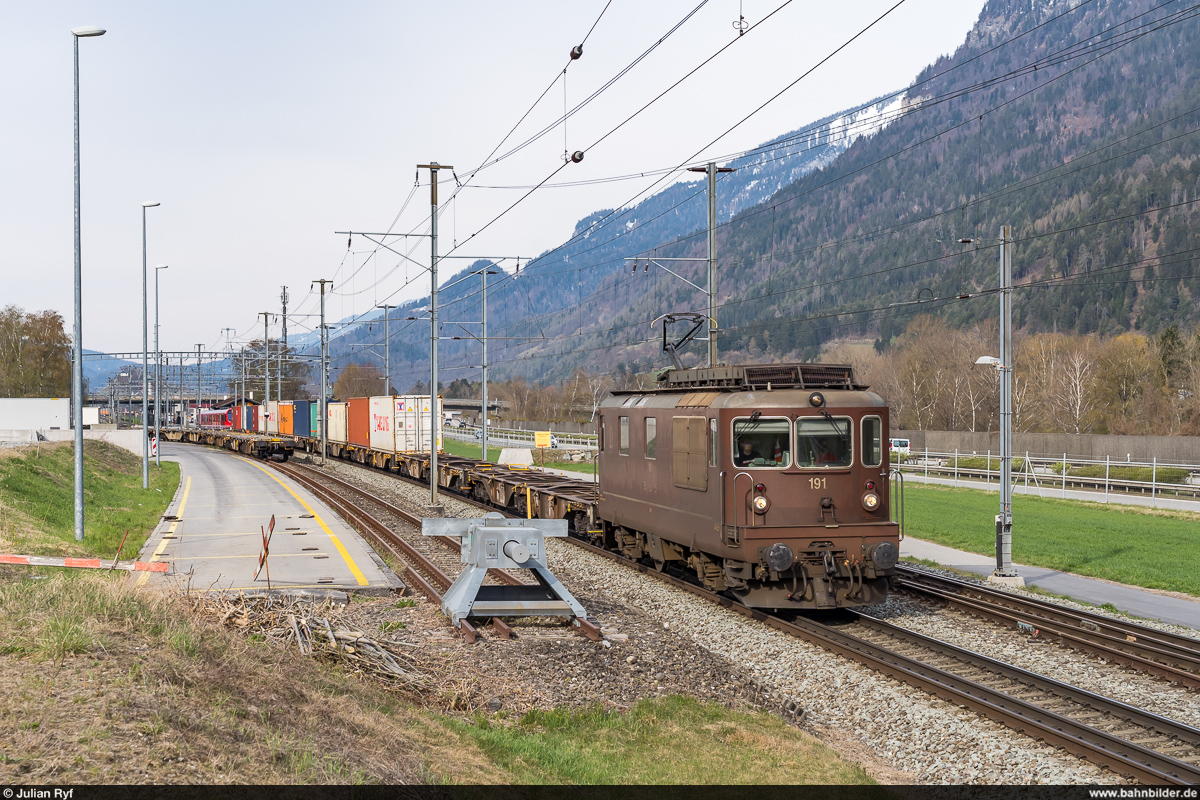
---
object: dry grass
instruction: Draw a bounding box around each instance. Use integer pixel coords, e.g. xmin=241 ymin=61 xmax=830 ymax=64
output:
xmin=0 ymin=569 xmax=508 ymax=785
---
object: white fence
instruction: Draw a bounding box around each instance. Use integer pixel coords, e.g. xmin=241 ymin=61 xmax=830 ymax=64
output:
xmin=445 ymin=423 xmax=597 ymax=450
xmin=895 ymin=448 xmax=1200 ymax=506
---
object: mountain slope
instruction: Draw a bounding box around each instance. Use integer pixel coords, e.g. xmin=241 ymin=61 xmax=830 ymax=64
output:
xmin=329 ymin=0 xmax=1200 ymax=390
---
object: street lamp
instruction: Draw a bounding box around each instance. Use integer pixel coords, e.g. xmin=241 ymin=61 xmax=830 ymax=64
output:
xmin=975 ymin=353 xmax=1017 ymax=583
xmin=154 ymin=265 xmax=169 ymax=465
xmin=71 ymin=24 xmax=106 ymax=542
xmin=141 ymin=202 xmax=160 ymax=488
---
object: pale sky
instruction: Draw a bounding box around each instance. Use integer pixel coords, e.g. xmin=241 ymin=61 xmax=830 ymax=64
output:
xmin=0 ymin=0 xmax=987 ymax=357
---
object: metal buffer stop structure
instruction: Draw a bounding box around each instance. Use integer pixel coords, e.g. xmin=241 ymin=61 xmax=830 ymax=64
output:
xmin=423 ymin=513 xmax=587 ymax=628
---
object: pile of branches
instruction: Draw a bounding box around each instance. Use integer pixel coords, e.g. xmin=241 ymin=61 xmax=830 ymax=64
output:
xmin=194 ymin=593 xmax=426 ymax=687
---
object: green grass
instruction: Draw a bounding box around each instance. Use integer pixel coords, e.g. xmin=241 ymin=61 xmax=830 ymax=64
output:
xmin=443 ymin=437 xmax=596 ymax=475
xmin=905 ymin=482 xmax=1200 ymax=595
xmin=449 ymin=696 xmax=876 ymax=785
xmin=0 ymin=441 xmax=179 ymax=560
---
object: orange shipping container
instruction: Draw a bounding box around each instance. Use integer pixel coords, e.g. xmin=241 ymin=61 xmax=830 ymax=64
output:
xmin=279 ymin=402 xmax=294 ymax=436
xmin=348 ymin=397 xmax=370 ymax=447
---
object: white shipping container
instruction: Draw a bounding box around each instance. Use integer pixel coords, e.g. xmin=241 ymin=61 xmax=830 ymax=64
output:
xmin=328 ymin=402 xmax=349 ymax=444
xmin=0 ymin=398 xmax=70 ymax=431
xmin=368 ymin=396 xmax=396 ymax=454
xmin=266 ymin=401 xmax=280 ymax=434
xmin=257 ymin=405 xmax=266 ymax=433
xmin=394 ymin=395 xmax=442 ymax=452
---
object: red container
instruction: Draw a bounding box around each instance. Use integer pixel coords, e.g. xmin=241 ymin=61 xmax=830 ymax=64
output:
xmin=348 ymin=397 xmax=370 ymax=447
xmin=232 ymin=406 xmax=242 ymax=431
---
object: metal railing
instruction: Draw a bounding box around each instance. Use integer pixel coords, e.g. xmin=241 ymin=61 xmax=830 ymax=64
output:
xmin=445 ymin=423 xmax=597 ymax=450
xmin=894 ymin=448 xmax=1200 ymax=505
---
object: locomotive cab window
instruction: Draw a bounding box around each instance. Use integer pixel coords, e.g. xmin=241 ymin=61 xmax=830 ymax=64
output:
xmin=796 ymin=416 xmax=852 ymax=468
xmin=732 ymin=418 xmax=790 ymax=469
xmin=862 ymin=416 xmax=883 ymax=467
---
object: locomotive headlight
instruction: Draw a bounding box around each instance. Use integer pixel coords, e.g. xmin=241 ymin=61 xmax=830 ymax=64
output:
xmin=752 ymin=494 xmax=770 ymax=514
xmin=766 ymin=542 xmax=794 ymax=571
xmin=861 ymin=492 xmax=881 ymax=512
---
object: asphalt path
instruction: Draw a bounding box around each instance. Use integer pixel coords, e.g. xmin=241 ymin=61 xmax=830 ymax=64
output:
xmin=902 ymin=537 xmax=1200 ymax=630
xmin=134 ymin=442 xmax=399 ymax=595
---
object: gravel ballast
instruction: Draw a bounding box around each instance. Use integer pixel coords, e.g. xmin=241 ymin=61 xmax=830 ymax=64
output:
xmin=307 ymin=457 xmax=1130 ymax=784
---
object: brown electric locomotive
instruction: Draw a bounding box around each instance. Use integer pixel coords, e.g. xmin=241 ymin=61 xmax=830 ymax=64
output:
xmin=594 ymin=362 xmax=901 ymax=610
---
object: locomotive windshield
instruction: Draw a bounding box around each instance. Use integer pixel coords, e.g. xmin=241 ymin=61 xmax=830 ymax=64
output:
xmin=796 ymin=417 xmax=852 ymax=468
xmin=732 ymin=418 xmax=790 ymax=468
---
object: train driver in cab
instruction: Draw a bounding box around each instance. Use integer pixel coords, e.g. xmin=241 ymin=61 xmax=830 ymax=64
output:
xmin=735 ymin=439 xmax=763 ymax=467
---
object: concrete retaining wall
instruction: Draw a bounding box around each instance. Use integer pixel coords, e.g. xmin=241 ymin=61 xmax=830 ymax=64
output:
xmin=42 ymin=428 xmax=147 ymax=456
xmin=895 ymin=430 xmax=1200 ymax=465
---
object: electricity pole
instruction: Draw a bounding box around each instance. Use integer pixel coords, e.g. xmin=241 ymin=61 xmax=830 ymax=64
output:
xmin=260 ymin=312 xmax=272 ymax=413
xmin=687 ymin=162 xmax=734 ymax=367
xmin=481 ymin=268 xmax=497 ymax=461
xmin=195 ymin=344 xmax=204 ymax=427
xmin=418 ymin=162 xmax=452 ymax=513
xmin=996 ymin=224 xmax=1017 ymax=580
xmin=280 ymin=286 xmax=288 ymax=400
xmin=313 ymin=280 xmax=333 ymax=463
xmin=376 ymin=304 xmax=393 ymax=394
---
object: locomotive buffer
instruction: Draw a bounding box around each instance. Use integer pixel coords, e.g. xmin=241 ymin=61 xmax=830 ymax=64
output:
xmin=423 ymin=513 xmax=587 ymax=627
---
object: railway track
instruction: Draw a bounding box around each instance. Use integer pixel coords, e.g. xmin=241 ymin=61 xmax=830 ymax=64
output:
xmin=272 ymin=461 xmax=600 ymax=643
xmin=895 ymin=565 xmax=1200 ymax=690
xmin=281 ymin=454 xmax=1200 ymax=784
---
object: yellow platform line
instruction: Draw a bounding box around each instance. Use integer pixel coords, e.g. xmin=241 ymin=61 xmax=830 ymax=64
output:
xmin=137 ymin=476 xmax=191 ymax=588
xmin=172 ymin=552 xmax=328 ymax=560
xmin=237 ymin=458 xmax=368 ymax=586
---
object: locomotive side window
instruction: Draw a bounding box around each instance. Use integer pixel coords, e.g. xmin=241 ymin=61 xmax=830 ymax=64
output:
xmin=619 ymin=416 xmax=630 ymax=455
xmin=644 ymin=417 xmax=657 ymax=459
xmin=599 ymin=418 xmax=605 ymax=451
xmin=709 ymin=417 xmax=717 ymax=467
xmin=862 ymin=416 xmax=883 ymax=467
xmin=795 ymin=417 xmax=852 ymax=468
xmin=732 ymin=418 xmax=790 ymax=469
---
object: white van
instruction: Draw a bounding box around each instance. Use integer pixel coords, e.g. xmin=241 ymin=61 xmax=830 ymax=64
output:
xmin=889 ymin=438 xmax=911 ymax=455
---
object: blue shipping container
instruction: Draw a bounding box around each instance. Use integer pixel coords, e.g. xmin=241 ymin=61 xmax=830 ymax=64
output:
xmin=293 ymin=400 xmax=311 ymax=438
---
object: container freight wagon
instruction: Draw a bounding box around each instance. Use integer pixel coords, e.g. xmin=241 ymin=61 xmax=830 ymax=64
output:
xmin=328 ymin=402 xmax=348 ymax=445
xmin=280 ymin=402 xmax=294 ymax=436
xmin=292 ymin=400 xmax=311 ymax=439
xmin=348 ymin=397 xmax=370 ymax=448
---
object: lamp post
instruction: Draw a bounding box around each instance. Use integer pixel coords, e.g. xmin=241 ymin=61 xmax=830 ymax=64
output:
xmin=973 ymin=225 xmax=1021 ymax=586
xmin=154 ymin=265 xmax=168 ymax=465
xmin=71 ymin=24 xmax=106 ymax=541
xmin=140 ymin=202 xmax=159 ymax=488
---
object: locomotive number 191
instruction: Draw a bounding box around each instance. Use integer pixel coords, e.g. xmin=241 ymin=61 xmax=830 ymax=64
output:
xmin=808 ymin=477 xmax=827 ymax=490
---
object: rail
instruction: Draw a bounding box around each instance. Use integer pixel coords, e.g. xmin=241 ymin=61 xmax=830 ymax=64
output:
xmin=282 ymin=448 xmax=1200 ymax=782
xmin=896 ymin=564 xmax=1200 ymax=689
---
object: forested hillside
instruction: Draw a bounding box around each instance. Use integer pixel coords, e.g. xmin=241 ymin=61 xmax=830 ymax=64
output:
xmin=329 ymin=0 xmax=1200 ymax=392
